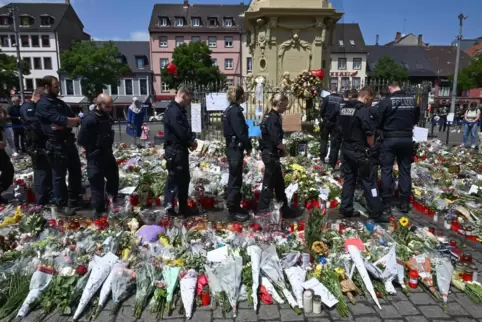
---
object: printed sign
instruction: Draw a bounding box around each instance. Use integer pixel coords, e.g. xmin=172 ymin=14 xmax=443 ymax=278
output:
xmin=246 ymin=119 xmax=261 ymax=137
xmin=205 ymin=93 xmax=228 ymax=111
xmin=191 ymin=103 xmax=202 ymax=133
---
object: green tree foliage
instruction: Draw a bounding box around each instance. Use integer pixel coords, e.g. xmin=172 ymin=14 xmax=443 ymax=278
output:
xmin=60 ymin=41 xmax=131 ymax=100
xmin=452 ymin=54 xmax=481 ymax=92
xmin=0 ymin=53 xmax=31 ymax=98
xmin=161 ymin=41 xmax=225 ymax=90
xmin=371 ymin=55 xmax=409 ymax=82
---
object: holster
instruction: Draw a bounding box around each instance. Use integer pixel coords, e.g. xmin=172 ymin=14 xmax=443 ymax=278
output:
xmin=46 ymin=149 xmax=67 ymax=168
xmin=357 ymin=157 xmax=373 ymax=179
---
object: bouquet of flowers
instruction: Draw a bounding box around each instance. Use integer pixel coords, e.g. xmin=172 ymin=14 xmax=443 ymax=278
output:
xmin=134 ymin=260 xmax=157 ymax=318
xmin=290 ymin=71 xmax=323 ymax=100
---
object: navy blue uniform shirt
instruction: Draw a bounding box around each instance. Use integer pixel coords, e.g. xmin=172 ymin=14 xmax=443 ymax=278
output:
xmin=260 ymin=109 xmax=283 ymax=150
xmin=222 ymin=103 xmax=251 ymax=150
xmin=77 ymin=109 xmax=114 ymax=155
xmin=36 ymin=93 xmax=74 ymax=138
xmin=375 ymin=90 xmax=420 ymax=135
xmin=163 ymin=101 xmax=195 ymax=148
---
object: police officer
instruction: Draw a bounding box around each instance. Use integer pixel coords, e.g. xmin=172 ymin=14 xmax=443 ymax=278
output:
xmin=36 ymin=76 xmax=82 ymax=216
xmin=7 ymin=96 xmax=27 ymax=155
xmin=320 ymin=86 xmax=343 ymax=162
xmin=163 ymin=86 xmax=198 ymax=217
xmin=258 ymin=93 xmax=297 ymax=218
xmin=77 ymin=94 xmax=118 ymax=217
xmin=222 ymin=86 xmax=252 ymax=222
xmin=338 ymin=87 xmax=387 ymax=222
xmin=20 ymin=87 xmax=53 ymax=205
xmin=0 ymin=107 xmax=14 ymax=204
xmin=376 ymin=81 xmax=420 ymax=213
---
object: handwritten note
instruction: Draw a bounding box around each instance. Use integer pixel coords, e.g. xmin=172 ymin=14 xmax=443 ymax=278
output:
xmin=205 ymin=93 xmax=229 ymax=111
xmin=191 ymin=103 xmax=202 ymax=133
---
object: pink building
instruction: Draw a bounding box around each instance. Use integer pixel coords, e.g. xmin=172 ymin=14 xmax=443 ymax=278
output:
xmin=148 ymin=0 xmax=248 ymax=100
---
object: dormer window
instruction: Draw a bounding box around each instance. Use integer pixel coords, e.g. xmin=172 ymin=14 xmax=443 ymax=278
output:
xmin=191 ymin=17 xmax=200 ymax=27
xmin=136 ymin=56 xmax=146 ymax=69
xmin=0 ymin=15 xmax=11 ymax=26
xmin=159 ymin=17 xmax=168 ymax=26
xmin=208 ymin=18 xmax=217 ymax=27
xmin=349 ymin=40 xmax=355 ymax=46
xmin=338 ymin=40 xmax=344 ymax=46
xmin=20 ymin=15 xmax=33 ymax=26
xmin=40 ymin=15 xmax=54 ymax=26
xmin=175 ymin=18 xmax=184 ymax=27
xmin=117 ymin=55 xmax=127 ymax=64
xmin=224 ymin=18 xmax=233 ymax=27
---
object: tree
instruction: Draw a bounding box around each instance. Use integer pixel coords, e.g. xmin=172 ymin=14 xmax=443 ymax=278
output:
xmin=161 ymin=41 xmax=225 ymax=90
xmin=371 ymin=55 xmax=409 ymax=82
xmin=0 ymin=52 xmax=31 ymax=98
xmin=60 ymin=41 xmax=131 ymax=100
xmin=452 ymin=54 xmax=481 ymax=92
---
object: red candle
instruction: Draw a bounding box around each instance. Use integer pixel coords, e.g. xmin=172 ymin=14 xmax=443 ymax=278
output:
xmin=451 ymin=219 xmax=459 ymax=232
xmin=155 ymin=198 xmax=161 ymax=206
xmin=201 ymin=290 xmax=211 ymax=306
xmin=428 ymin=227 xmax=435 ymax=234
xmin=450 ymin=240 xmax=457 ymax=247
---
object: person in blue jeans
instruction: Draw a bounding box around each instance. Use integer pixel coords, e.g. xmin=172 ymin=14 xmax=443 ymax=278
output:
xmin=463 ymin=104 xmax=480 ymax=149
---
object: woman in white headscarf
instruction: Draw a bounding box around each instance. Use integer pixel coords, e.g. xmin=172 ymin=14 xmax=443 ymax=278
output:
xmin=126 ymin=97 xmax=146 ymax=145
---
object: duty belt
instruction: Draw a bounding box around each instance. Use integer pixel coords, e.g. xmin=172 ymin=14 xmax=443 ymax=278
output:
xmin=383 ymin=131 xmax=412 ymax=138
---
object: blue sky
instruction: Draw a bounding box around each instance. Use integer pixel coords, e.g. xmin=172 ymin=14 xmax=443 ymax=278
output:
xmin=2 ymin=0 xmax=481 ymax=45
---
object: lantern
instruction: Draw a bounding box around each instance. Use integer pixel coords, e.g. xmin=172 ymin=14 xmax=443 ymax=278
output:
xmin=311 ymin=69 xmax=325 ymax=80
xmin=166 ymin=62 xmax=177 ymax=75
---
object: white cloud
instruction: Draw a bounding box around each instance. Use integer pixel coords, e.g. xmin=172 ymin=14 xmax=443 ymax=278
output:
xmin=92 ymin=31 xmax=149 ymax=42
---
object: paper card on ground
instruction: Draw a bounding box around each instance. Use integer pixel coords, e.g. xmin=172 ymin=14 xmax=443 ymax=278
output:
xmin=302 ymin=278 xmax=338 ymax=308
xmin=118 ymin=186 xmax=136 ymax=195
xmin=344 ymin=238 xmax=365 ymax=252
xmin=190 ymin=139 xmax=205 ymax=154
xmin=413 ymin=127 xmax=428 ymax=142
xmin=469 ymin=185 xmax=479 ymax=195
xmin=285 ymin=183 xmax=298 ymax=202
xmin=207 ymin=246 xmax=228 ymax=262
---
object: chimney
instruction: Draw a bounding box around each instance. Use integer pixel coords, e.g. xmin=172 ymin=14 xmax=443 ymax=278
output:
xmin=418 ymin=34 xmax=423 ymax=46
xmin=395 ymin=32 xmax=401 ymax=40
xmin=376 ymin=34 xmax=379 ymax=46
xmin=65 ymin=0 xmax=70 ymax=3
xmin=183 ymin=0 xmax=188 ymax=7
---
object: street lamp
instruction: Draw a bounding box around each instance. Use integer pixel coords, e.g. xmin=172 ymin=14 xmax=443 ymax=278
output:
xmin=6 ymin=4 xmax=25 ymax=102
xmin=449 ymin=13 xmax=467 ymax=116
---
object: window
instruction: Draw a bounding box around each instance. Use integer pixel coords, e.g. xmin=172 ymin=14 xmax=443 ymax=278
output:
xmin=159 ymin=36 xmax=167 ymax=47
xmin=10 ymin=35 xmax=16 ymax=46
xmin=352 ymin=58 xmax=362 ymax=70
xmin=21 ymin=35 xmax=29 ymax=47
xmin=25 ymin=79 xmax=33 ymax=91
xmin=416 ymin=62 xmax=423 ymax=69
xmin=22 ymin=57 xmax=31 ymax=69
xmin=246 ymin=57 xmax=252 ymax=72
xmin=224 ymin=36 xmax=233 ymax=48
xmin=110 ymin=84 xmax=118 ymax=95
xmin=175 ymin=36 xmax=184 ymax=47
xmin=211 ymin=58 xmax=217 ymax=66
xmin=43 ymin=57 xmax=52 ymax=70
xmin=0 ymin=16 xmax=10 ymax=25
xmin=161 ymin=82 xmax=169 ymax=92
xmin=330 ymin=78 xmax=338 ymax=91
xmin=175 ymin=18 xmax=184 ymax=27
xmin=31 ymin=35 xmax=39 ymax=47
xmin=125 ymin=79 xmax=133 ymax=95
xmin=20 ymin=16 xmax=31 ymax=26
xmin=140 ymin=79 xmax=148 ymax=95
xmin=226 ymin=79 xmax=233 ymax=86
xmin=338 ymin=40 xmax=344 ymax=46
xmin=40 ymin=16 xmax=53 ymax=26
xmin=191 ymin=36 xmax=200 ymax=42
xmin=159 ymin=17 xmax=168 ymax=26
xmin=136 ymin=57 xmax=145 ymax=69
xmin=41 ymin=35 xmax=50 ymax=47
xmin=192 ymin=17 xmax=200 ymax=26
xmin=224 ymin=18 xmax=233 ymax=27
xmin=209 ymin=18 xmax=217 ymax=26
xmin=33 ymin=57 xmax=42 ymax=70
xmin=337 ymin=58 xmax=347 ymax=70
xmin=160 ymin=58 xmax=169 ymax=69
xmin=0 ymin=35 xmax=8 ymax=47
xmin=352 ymin=77 xmax=361 ymax=89
xmin=208 ymin=36 xmax=216 ymax=48
xmin=224 ymin=58 xmax=233 ymax=70
xmin=341 ymin=77 xmax=350 ymax=89
xmin=349 ymin=40 xmax=355 ymax=46
xmin=65 ymin=79 xmax=74 ymax=95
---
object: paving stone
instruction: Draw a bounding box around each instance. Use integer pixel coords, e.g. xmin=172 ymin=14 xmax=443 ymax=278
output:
xmin=238 ymin=301 xmax=250 ymax=309
xmin=327 ymin=307 xmax=353 ymax=321
xmin=257 ymin=304 xmax=280 ymax=320
xmin=354 ymin=317 xmax=381 ymax=322
xmin=213 ymin=308 xmax=224 ymax=319
xmin=306 ymin=318 xmax=331 ymax=322
xmin=418 ymin=305 xmax=450 ymax=318
xmin=458 ymin=318 xmax=479 ymax=322
xmin=113 ymin=306 xmax=136 ymax=322
xmin=279 ymin=308 xmax=304 ymax=321
xmin=406 ymin=316 xmax=428 ymax=322
xmin=214 ymin=320 xmax=234 ymax=322
xmin=455 ymin=293 xmax=482 ymax=318
xmin=385 ymin=320 xmax=404 ymax=322
xmin=191 ymin=310 xmax=212 ymax=322
xmin=378 ymin=304 xmax=402 ymax=319
xmin=392 ymin=301 xmax=420 ymax=316
xmin=409 ymin=292 xmax=437 ymax=305
xmin=447 ymin=302 xmax=473 ymax=316
xmin=388 ymin=291 xmax=408 ymax=301
xmin=305 ymin=310 xmax=329 ymax=318
xmin=234 ymin=309 xmax=258 ymax=321
xmin=348 ymin=303 xmax=375 ymax=316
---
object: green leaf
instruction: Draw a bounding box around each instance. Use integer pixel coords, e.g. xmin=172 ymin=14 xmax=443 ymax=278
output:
xmin=371 ymin=55 xmax=409 ymax=82
xmin=62 ymin=306 xmax=71 ymax=315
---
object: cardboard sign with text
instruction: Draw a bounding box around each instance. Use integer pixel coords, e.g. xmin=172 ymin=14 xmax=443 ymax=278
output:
xmin=282 ymin=113 xmax=302 ymax=132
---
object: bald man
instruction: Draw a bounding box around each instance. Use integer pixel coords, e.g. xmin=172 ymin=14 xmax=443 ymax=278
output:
xmin=78 ymin=94 xmax=118 ymax=217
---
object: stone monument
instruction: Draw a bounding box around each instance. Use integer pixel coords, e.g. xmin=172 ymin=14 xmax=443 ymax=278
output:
xmin=244 ymin=0 xmax=343 ymax=88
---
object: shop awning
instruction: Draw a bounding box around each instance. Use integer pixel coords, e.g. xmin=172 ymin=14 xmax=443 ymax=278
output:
xmin=152 ymin=100 xmax=170 ymax=109
xmin=60 ymin=96 xmax=87 ymax=104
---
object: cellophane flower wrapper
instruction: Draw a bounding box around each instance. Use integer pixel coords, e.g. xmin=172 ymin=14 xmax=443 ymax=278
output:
xmin=17 ymin=265 xmax=55 ymax=318
xmin=98 ymin=262 xmax=127 ymax=308
xmin=162 ymin=266 xmax=181 ymax=312
xmin=261 ymin=277 xmax=284 ymax=304
xmin=180 ymin=269 xmax=198 ymax=319
xmin=73 ymin=252 xmax=119 ymax=320
xmin=284 ymin=266 xmax=306 ymax=308
xmin=436 ymin=258 xmax=453 ymax=309
xmin=111 ymin=265 xmax=135 ymax=304
xmin=216 ymin=255 xmax=243 ymax=317
xmin=250 ymin=202 xmax=282 ymax=232
xmin=366 ymin=246 xmax=398 ymax=294
xmin=134 ymin=261 xmax=157 ymax=317
xmin=406 ymin=255 xmax=440 ymax=300
xmin=260 ymin=245 xmax=298 ymax=309
xmin=247 ymin=245 xmax=262 ymax=311
xmin=204 ymin=264 xmax=223 ymax=296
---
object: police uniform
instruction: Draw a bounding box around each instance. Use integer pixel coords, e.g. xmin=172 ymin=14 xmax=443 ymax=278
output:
xmin=36 ymin=93 xmax=82 ymax=214
xmin=20 ymin=100 xmax=53 ymax=205
xmin=326 ymin=99 xmax=347 ymax=169
xmin=258 ymin=110 xmax=296 ymax=217
xmin=338 ymin=100 xmax=384 ymax=220
xmin=77 ymin=108 xmax=118 ymax=215
xmin=375 ymin=91 xmax=420 ymax=212
xmin=7 ymin=103 xmax=26 ymax=153
xmin=320 ymin=93 xmax=343 ymax=161
xmin=163 ymin=100 xmax=196 ymax=215
xmin=222 ymin=102 xmax=251 ymax=220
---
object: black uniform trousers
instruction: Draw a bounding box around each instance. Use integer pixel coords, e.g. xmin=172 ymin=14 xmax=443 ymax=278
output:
xmin=46 ymin=139 xmax=82 ymax=207
xmin=164 ymin=145 xmax=190 ymax=207
xmin=379 ymin=137 xmax=413 ymax=206
xmin=328 ymin=130 xmax=342 ymax=168
xmin=0 ymin=149 xmax=14 ymax=193
xmin=340 ymin=147 xmax=383 ymax=217
xmin=258 ymin=150 xmax=288 ymax=210
xmin=319 ymin=123 xmax=332 ymax=160
xmin=31 ymin=153 xmax=53 ymax=205
xmin=86 ymin=153 xmax=119 ymax=213
xmin=13 ymin=128 xmax=26 ymax=152
xmin=225 ymin=142 xmax=243 ymax=211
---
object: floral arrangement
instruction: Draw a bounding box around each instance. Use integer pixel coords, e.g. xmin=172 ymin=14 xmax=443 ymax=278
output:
xmin=290 ymin=70 xmax=323 ymax=100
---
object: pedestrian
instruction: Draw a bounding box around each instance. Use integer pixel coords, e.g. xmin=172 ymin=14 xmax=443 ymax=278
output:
xmin=7 ymin=96 xmax=27 ymax=154
xmin=463 ymin=103 xmax=480 ymax=149
xmin=319 ymin=86 xmax=343 ymax=163
xmin=222 ymin=85 xmax=252 ymax=222
xmin=89 ymin=98 xmax=97 ymax=112
xmin=0 ymin=107 xmax=14 ymax=204
xmin=140 ymin=123 xmax=150 ymax=144
xmin=338 ymin=87 xmax=387 ymax=222
xmin=375 ymin=81 xmax=420 ymax=213
xmin=36 ymin=75 xmax=82 ymax=216
xmin=78 ymin=94 xmax=118 ymax=217
xmin=126 ymin=97 xmax=146 ymax=146
xmin=20 ymin=87 xmax=53 ymax=205
xmin=163 ymin=86 xmax=198 ymax=217
xmin=438 ymin=105 xmax=448 ymax=132
xmin=0 ymin=107 xmax=15 ymax=155
xmin=258 ymin=92 xmax=297 ymax=218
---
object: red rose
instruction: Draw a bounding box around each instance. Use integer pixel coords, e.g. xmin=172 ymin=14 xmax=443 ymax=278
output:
xmin=76 ymin=265 xmax=88 ymax=276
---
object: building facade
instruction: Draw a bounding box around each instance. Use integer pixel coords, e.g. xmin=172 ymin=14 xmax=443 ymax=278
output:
xmin=0 ymin=1 xmax=90 ymax=97
xmin=148 ymin=0 xmax=247 ymax=100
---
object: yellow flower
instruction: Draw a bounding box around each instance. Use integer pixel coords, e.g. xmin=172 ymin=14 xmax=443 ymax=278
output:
xmin=399 ymin=217 xmax=409 ymax=227
xmin=172 ymin=258 xmax=185 ymax=267
xmin=311 ymin=241 xmax=329 ymax=256
xmin=335 ymin=267 xmax=346 ymax=278
xmin=159 ymin=236 xmax=171 ymax=248
xmin=291 ymin=164 xmax=305 ymax=172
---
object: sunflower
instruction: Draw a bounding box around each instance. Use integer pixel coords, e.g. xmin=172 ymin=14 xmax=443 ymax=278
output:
xmin=399 ymin=217 xmax=409 ymax=227
xmin=311 ymin=241 xmax=329 ymax=256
